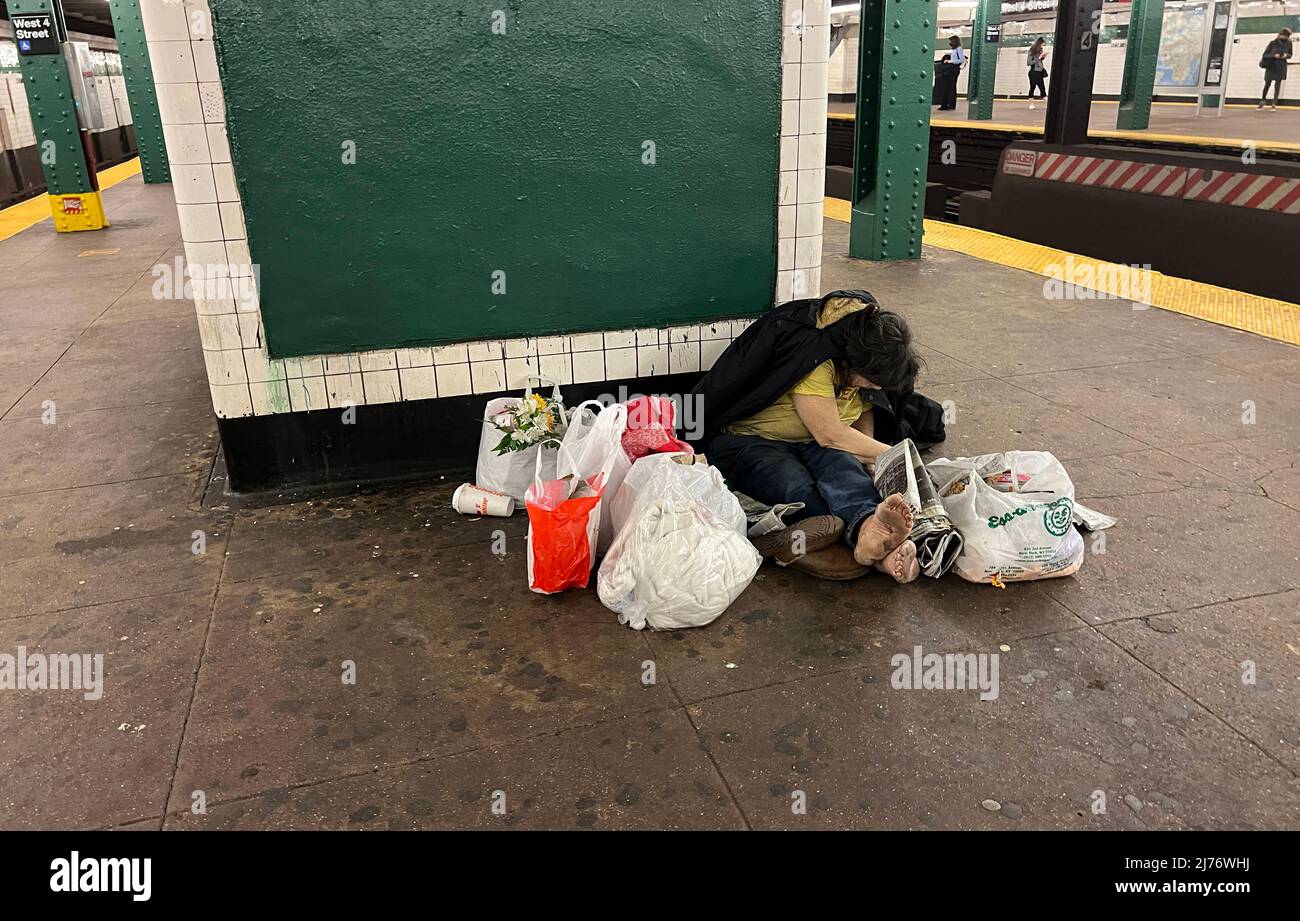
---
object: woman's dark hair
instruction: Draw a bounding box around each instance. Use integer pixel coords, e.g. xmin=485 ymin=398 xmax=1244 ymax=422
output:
xmin=1032 ymin=37 xmax=1045 ymax=48
xmin=837 ymin=309 xmax=922 ymax=394
xmin=949 ymin=35 xmax=961 ymax=48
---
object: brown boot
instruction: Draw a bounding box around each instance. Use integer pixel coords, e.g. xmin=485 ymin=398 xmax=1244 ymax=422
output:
xmin=750 ymin=515 xmax=844 ymax=566
xmin=787 ymin=544 xmax=871 ymax=581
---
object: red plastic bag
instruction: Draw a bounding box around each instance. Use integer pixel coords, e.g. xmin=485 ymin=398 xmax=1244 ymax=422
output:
xmin=525 ymin=476 xmax=605 ymax=594
xmin=622 ymin=396 xmax=695 ymax=460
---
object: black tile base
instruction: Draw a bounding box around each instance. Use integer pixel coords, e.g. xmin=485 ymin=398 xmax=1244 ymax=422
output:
xmin=216 ymin=373 xmax=703 ymax=497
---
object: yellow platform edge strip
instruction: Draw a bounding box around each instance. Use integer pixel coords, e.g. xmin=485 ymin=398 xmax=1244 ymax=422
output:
xmin=826 ymin=111 xmax=1300 ymax=154
xmin=824 ymin=196 xmax=1300 ymax=347
xmin=0 ymin=158 xmax=142 ymax=242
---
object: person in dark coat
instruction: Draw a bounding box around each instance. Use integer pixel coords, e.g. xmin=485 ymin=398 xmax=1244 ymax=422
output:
xmin=933 ymin=53 xmax=953 ymax=106
xmin=933 ymin=54 xmax=961 ymax=111
xmin=1259 ymin=28 xmax=1292 ymax=110
xmin=937 ymin=36 xmax=965 ymax=110
xmin=692 ymin=292 xmax=925 ymax=583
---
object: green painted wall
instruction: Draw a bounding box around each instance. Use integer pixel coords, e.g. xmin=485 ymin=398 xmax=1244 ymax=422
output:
xmin=211 ymin=1 xmax=781 ymax=359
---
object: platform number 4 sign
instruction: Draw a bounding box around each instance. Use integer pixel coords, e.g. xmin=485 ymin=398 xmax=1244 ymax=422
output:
xmin=1081 ymin=10 xmax=1102 ymax=50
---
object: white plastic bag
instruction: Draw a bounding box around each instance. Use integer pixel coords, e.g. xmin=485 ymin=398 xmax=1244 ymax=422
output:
xmin=608 ymin=454 xmax=747 ymax=538
xmin=555 ymin=400 xmax=631 ymax=555
xmin=597 ymin=455 xmax=761 ymax=630
xmin=476 ymin=377 xmax=565 ymax=502
xmin=929 ymin=451 xmax=1084 ymax=584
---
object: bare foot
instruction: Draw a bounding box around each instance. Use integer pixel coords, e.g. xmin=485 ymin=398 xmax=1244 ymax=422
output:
xmin=884 ymin=493 xmax=914 ymax=531
xmin=873 ymin=539 xmax=920 ymax=584
xmin=853 ymin=494 xmax=913 ymax=565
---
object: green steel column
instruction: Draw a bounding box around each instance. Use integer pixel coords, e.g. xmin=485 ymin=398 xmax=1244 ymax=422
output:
xmin=107 ymin=0 xmax=170 ymax=183
xmin=849 ymin=0 xmax=934 ymax=262
xmin=1116 ymin=0 xmax=1165 ymax=130
xmin=967 ymin=0 xmax=1000 ymax=120
xmin=11 ymin=0 xmax=109 ymax=230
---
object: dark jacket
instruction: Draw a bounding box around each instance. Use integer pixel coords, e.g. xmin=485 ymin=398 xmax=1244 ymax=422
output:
xmin=933 ymin=60 xmax=961 ymax=108
xmin=1263 ymin=37 xmax=1292 ymax=78
xmin=690 ymin=290 xmax=946 ymax=451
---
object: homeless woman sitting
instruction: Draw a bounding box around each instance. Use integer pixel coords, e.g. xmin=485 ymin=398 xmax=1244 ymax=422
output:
xmin=692 ymin=290 xmax=929 ymax=583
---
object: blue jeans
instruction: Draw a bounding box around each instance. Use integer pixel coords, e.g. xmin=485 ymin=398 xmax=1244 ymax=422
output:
xmin=710 ymin=434 xmax=883 ymax=548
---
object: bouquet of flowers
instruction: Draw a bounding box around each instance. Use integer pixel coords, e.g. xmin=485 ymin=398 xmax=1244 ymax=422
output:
xmin=489 ymin=391 xmax=567 ymax=454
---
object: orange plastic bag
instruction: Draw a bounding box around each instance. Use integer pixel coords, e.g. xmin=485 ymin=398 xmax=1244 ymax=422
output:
xmin=525 ymin=476 xmax=605 ymax=594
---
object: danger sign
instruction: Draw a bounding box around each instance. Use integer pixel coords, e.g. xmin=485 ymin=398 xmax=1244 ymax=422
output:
xmin=1003 ymin=149 xmax=1038 ymax=178
xmin=62 ymin=197 xmax=85 ymax=215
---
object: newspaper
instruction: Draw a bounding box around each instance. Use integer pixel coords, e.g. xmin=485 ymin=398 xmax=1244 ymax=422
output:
xmin=1072 ymin=501 xmax=1116 ymax=532
xmin=872 ymin=439 xmax=963 ymax=578
xmin=734 ymin=493 xmax=807 ymax=538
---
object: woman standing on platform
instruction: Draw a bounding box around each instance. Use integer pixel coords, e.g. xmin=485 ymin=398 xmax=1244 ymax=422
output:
xmin=1027 ymin=37 xmax=1049 ymax=110
xmin=1259 ymin=28 xmax=1292 ymax=111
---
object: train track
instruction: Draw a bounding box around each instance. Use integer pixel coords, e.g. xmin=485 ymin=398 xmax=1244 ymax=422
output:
xmin=826 ymin=115 xmax=1300 ymax=222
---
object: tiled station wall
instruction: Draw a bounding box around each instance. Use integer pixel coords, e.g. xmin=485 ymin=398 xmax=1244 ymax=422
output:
xmin=975 ymin=14 xmax=1300 ymax=103
xmin=828 ymin=22 xmax=859 ymax=96
xmin=0 ymin=70 xmax=35 ymax=152
xmin=91 ymin=52 xmax=135 ymax=133
xmin=143 ymin=0 xmax=831 ymax=419
xmin=827 ymin=9 xmax=1300 ymax=104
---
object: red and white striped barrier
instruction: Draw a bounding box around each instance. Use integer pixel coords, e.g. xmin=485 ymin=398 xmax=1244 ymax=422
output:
xmin=1005 ymin=149 xmax=1300 ymax=214
xmin=1183 ymin=169 xmax=1300 ymax=213
xmin=1033 ymin=152 xmax=1188 ymax=196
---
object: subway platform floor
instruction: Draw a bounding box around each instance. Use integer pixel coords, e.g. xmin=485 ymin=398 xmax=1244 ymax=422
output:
xmin=830 ymin=98 xmax=1300 ymax=152
xmin=2 ymin=177 xmax=1299 ymax=830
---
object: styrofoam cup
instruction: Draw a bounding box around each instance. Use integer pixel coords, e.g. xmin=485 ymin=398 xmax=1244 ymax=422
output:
xmin=452 ymin=483 xmax=516 ymax=517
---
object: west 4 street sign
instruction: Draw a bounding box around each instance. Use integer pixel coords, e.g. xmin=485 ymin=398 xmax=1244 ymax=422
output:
xmin=13 ymin=13 xmax=60 ymax=56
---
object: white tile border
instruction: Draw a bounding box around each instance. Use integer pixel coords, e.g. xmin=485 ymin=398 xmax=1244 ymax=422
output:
xmin=145 ymin=0 xmax=826 ymax=418
xmin=778 ymin=0 xmax=826 ymax=305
